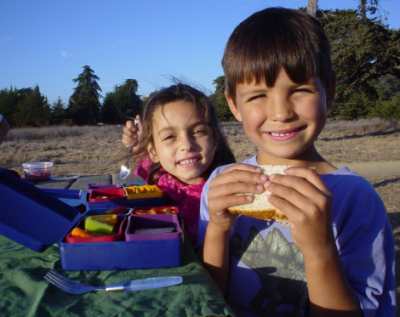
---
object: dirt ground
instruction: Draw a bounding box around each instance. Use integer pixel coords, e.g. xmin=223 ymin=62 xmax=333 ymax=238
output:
xmin=0 ymin=118 xmax=399 ymax=310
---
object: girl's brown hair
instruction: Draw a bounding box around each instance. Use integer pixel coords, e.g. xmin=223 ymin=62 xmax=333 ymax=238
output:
xmin=223 ymin=7 xmax=335 ymax=105
xmin=134 ymin=83 xmax=235 ymax=183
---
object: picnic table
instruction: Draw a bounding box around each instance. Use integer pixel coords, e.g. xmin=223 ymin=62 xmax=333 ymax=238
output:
xmin=0 ymin=174 xmax=234 ymax=317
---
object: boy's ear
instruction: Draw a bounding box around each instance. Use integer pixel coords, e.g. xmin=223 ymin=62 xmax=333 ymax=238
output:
xmin=225 ymin=92 xmax=242 ymax=122
xmin=147 ymin=143 xmax=159 ymax=163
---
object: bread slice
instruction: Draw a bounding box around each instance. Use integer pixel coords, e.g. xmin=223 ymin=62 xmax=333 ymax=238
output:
xmin=228 ymin=165 xmax=289 ymax=223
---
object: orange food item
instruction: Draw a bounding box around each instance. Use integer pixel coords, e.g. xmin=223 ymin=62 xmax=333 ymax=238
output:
xmin=124 ymin=185 xmax=164 ymax=199
xmin=134 ymin=206 xmax=178 ymax=215
xmin=70 ymin=227 xmax=91 ymax=238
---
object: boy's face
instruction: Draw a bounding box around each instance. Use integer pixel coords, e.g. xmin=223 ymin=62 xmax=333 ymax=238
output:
xmin=148 ymin=100 xmax=216 ymax=184
xmin=226 ymin=68 xmax=327 ymax=165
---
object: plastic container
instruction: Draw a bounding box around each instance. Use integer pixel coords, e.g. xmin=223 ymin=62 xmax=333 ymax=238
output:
xmin=60 ymin=214 xmax=182 ymax=270
xmin=64 ymin=215 xmax=126 ymax=244
xmin=22 ymin=161 xmax=54 ymax=181
xmin=0 ymin=168 xmax=86 ymax=252
xmin=87 ymin=184 xmax=174 ymax=212
xmin=0 ymin=168 xmax=182 ymax=270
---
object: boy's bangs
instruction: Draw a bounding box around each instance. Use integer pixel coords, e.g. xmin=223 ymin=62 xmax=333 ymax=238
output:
xmin=232 ymin=35 xmax=319 ymax=89
xmin=222 ymin=8 xmax=334 ymax=98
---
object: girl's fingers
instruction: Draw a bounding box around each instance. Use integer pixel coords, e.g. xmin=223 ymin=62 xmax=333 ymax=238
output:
xmin=134 ymin=115 xmax=143 ymax=136
xmin=124 ymin=121 xmax=138 ymax=134
xmin=125 ymin=120 xmax=134 ymax=130
xmin=122 ymin=131 xmax=136 ymax=146
xmin=122 ymin=120 xmax=140 ymax=148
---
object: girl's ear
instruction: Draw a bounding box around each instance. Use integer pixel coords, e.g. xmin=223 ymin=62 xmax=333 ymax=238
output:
xmin=147 ymin=143 xmax=159 ymax=163
xmin=225 ymin=92 xmax=242 ymax=122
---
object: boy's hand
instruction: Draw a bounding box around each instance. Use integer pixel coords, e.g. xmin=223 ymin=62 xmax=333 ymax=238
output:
xmin=266 ymin=167 xmax=334 ymax=261
xmin=121 ymin=115 xmax=143 ymax=154
xmin=208 ymin=163 xmax=268 ymax=231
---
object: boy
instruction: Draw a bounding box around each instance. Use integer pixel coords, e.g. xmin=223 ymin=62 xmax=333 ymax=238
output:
xmin=198 ymin=7 xmax=395 ymax=317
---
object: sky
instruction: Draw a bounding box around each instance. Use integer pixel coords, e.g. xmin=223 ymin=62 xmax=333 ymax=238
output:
xmin=1 ymin=0 xmax=399 ymax=105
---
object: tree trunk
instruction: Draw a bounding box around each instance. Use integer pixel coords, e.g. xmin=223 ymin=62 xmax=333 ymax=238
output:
xmin=307 ymin=0 xmax=318 ymax=17
xmin=359 ymin=0 xmax=367 ymax=19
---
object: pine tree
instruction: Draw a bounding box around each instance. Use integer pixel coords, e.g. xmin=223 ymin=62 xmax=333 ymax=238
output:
xmin=67 ymin=65 xmax=102 ymax=125
xmin=101 ymin=79 xmax=142 ymax=124
xmin=51 ymin=97 xmax=66 ymax=125
xmin=14 ymin=86 xmax=50 ymax=126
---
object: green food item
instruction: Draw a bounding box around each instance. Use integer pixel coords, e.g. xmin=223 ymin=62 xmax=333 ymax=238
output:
xmin=84 ymin=215 xmax=117 ymax=235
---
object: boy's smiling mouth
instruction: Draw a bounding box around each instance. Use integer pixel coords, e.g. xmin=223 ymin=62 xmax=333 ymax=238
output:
xmin=264 ymin=125 xmax=306 ymax=141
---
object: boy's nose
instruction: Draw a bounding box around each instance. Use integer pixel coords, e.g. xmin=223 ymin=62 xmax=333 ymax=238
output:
xmin=268 ymin=98 xmax=295 ymax=122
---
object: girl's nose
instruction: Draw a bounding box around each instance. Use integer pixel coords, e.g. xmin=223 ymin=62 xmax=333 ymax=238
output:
xmin=179 ymin=134 xmax=195 ymax=151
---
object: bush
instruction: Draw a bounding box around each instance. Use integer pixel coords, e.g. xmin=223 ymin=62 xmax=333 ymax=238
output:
xmin=334 ymin=92 xmax=374 ymax=120
xmin=369 ymin=95 xmax=400 ymax=120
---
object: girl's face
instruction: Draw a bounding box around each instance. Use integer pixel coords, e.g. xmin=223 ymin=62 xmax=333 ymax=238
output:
xmin=148 ymin=100 xmax=216 ymax=184
xmin=227 ymin=68 xmax=327 ymax=166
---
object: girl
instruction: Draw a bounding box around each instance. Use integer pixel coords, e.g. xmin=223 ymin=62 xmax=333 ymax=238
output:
xmin=122 ymin=84 xmax=235 ymax=244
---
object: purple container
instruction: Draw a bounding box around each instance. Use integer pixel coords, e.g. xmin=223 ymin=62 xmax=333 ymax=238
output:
xmin=125 ymin=214 xmax=181 ymax=241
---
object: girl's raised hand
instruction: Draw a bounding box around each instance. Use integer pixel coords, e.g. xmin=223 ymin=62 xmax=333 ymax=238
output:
xmin=208 ymin=163 xmax=268 ymax=231
xmin=122 ymin=115 xmax=143 ymax=154
xmin=265 ymin=167 xmax=334 ymax=261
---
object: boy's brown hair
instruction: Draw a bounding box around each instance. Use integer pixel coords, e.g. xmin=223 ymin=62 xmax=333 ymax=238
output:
xmin=222 ymin=7 xmax=335 ymax=104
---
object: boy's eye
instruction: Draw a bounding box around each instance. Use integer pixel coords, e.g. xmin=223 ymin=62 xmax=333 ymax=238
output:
xmin=294 ymin=87 xmax=314 ymax=93
xmin=247 ymin=94 xmax=266 ymax=102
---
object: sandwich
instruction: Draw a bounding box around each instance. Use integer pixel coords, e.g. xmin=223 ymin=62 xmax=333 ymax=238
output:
xmin=227 ymin=165 xmax=289 ymax=223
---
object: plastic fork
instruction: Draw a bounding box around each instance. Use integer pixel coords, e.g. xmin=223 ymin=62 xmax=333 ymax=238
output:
xmin=44 ymin=269 xmax=183 ymax=295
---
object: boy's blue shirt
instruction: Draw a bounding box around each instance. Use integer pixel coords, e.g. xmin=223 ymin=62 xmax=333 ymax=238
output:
xmin=198 ymin=156 xmax=396 ymax=317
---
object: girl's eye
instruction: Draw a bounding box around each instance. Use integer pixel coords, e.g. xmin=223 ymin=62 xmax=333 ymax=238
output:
xmin=161 ymin=135 xmax=175 ymax=142
xmin=193 ymin=129 xmax=208 ymax=136
xmin=247 ymin=94 xmax=266 ymax=102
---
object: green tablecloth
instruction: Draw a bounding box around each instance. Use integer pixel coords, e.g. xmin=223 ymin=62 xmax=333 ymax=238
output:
xmin=0 ymin=235 xmax=233 ymax=317
xmin=0 ymin=174 xmax=234 ymax=317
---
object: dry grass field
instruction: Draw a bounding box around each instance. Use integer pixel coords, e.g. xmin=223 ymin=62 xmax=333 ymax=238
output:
xmin=1 ymin=118 xmax=399 ymax=308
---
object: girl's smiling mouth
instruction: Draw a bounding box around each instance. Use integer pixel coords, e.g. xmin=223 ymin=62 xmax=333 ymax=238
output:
xmin=176 ymin=156 xmax=201 ymax=167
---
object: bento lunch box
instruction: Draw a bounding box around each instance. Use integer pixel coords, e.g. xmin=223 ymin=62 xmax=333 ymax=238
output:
xmin=0 ymin=169 xmax=182 ymax=270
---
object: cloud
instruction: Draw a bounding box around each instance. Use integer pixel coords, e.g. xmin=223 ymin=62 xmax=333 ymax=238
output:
xmin=60 ymin=50 xmax=70 ymax=59
xmin=0 ymin=35 xmax=13 ymax=43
